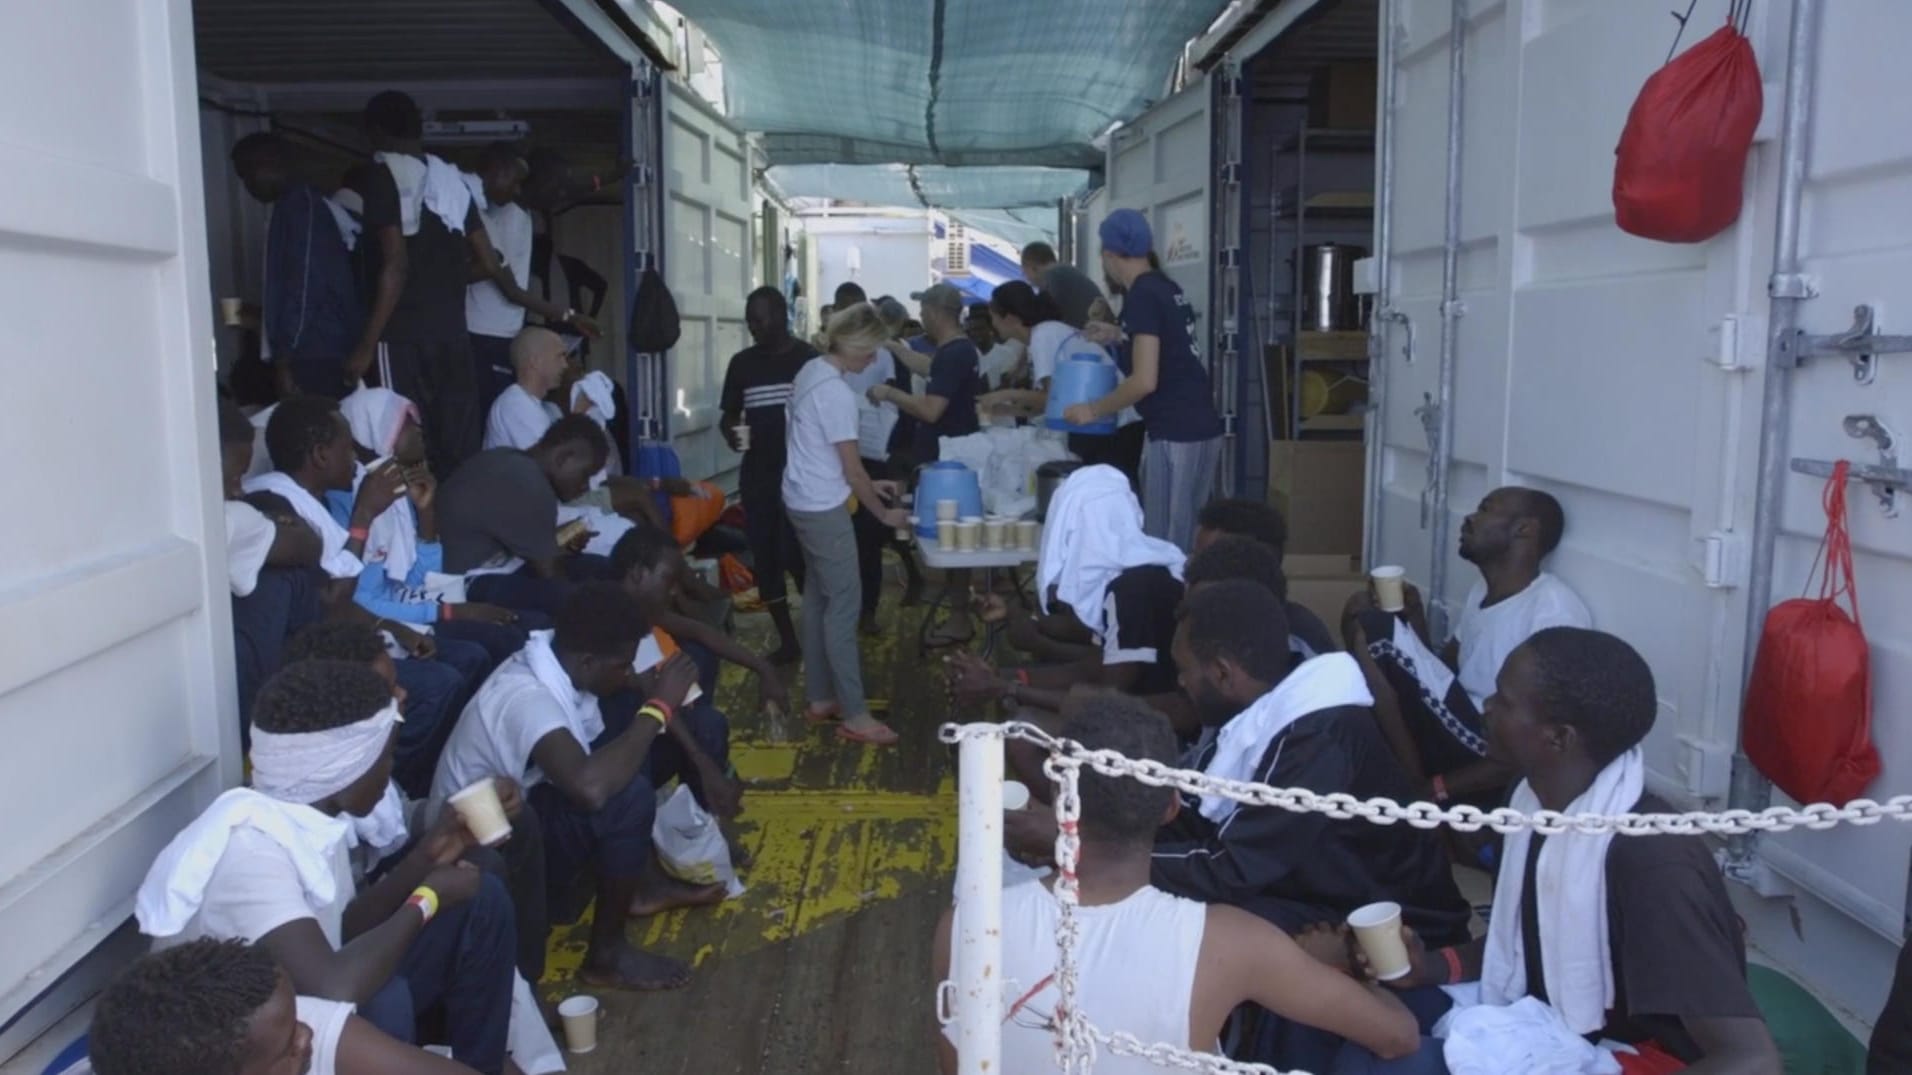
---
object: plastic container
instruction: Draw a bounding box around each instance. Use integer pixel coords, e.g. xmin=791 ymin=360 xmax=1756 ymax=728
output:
xmin=1044 ymin=355 xmax=1119 ymax=435
xmin=914 ymin=461 xmax=984 ymax=538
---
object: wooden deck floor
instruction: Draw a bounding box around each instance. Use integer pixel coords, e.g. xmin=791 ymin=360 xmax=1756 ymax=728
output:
xmin=549 ymin=572 xmax=958 ymax=1074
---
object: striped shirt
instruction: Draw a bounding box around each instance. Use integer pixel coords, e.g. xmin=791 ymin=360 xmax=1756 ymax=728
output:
xmin=720 ymin=336 xmax=817 ymax=483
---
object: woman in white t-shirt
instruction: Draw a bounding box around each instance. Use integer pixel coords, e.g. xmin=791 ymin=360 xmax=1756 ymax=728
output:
xmin=978 ymin=282 xmax=1145 ymax=487
xmin=87 ymin=939 xmax=471 ymax=1075
xmin=782 ymin=303 xmax=912 ymax=746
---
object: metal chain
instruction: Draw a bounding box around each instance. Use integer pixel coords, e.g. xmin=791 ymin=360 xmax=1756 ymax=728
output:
xmin=943 ymin=721 xmax=1912 ymax=837
xmin=1043 ymin=755 xmax=1096 ymax=1073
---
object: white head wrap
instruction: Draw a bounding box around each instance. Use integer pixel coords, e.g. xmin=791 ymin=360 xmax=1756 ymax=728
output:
xmin=250 ymin=700 xmax=404 ymax=805
xmin=1036 ymin=464 xmax=1185 ymax=640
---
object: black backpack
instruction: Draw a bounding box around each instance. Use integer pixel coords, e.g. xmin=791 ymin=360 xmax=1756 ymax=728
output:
xmin=628 ymin=265 xmax=681 ymax=353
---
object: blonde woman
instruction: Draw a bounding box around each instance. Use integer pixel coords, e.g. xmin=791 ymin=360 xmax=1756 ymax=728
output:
xmin=783 ymin=303 xmax=911 ymax=745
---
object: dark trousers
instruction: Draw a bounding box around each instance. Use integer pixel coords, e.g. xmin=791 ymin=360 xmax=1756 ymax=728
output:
xmin=853 ymin=458 xmax=920 ymax=616
xmin=1069 ymin=421 xmax=1146 ymax=492
xmin=493 ymin=802 xmax=551 ymax=982
xmin=374 ymin=338 xmax=480 ymax=479
xmin=468 ymin=333 xmax=517 ymax=419
xmin=740 ymin=476 xmax=802 ymax=604
xmin=436 ymin=618 xmax=533 ymax=667
xmin=391 ymin=637 xmax=490 ymax=799
xmin=230 ymin=566 xmax=325 ymax=745
xmin=1356 ymin=609 xmax=1504 ymax=810
xmin=283 ymin=354 xmax=353 ymax=400
xmin=464 ymin=555 xmax=615 ymax=620
xmin=1242 ymin=975 xmax=1451 ymax=1074
xmin=358 ymin=872 xmax=517 ymax=1075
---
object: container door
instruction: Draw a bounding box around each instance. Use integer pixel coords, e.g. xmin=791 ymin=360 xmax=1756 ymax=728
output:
xmin=1105 ymin=81 xmax=1216 ymax=367
xmin=0 ymin=0 xmax=234 ymax=1039
xmin=662 ymin=81 xmax=755 ymax=487
xmin=1369 ymin=0 xmax=1768 ymax=811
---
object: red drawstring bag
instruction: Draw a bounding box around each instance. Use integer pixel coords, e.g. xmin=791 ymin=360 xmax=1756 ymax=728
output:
xmin=1742 ymin=462 xmax=1880 ymax=805
xmin=1617 ymin=1041 xmax=1687 ymax=1074
xmin=1612 ymin=21 xmax=1763 ymax=243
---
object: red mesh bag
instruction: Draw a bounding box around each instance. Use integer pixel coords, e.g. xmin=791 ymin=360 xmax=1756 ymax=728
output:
xmin=1612 ymin=21 xmax=1763 ymax=243
xmin=1742 ymin=462 xmax=1880 ymax=805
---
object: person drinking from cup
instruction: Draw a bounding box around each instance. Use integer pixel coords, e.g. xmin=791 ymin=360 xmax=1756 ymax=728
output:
xmin=719 ymin=286 xmax=817 ymax=662
xmin=1324 ymin=629 xmax=1780 ymax=1074
xmin=1343 ymin=486 xmax=1591 ymax=811
xmin=134 ymin=660 xmax=519 ymax=1074
xmin=430 ymin=584 xmax=732 ymax=991
xmin=933 ymin=691 xmax=1423 ymax=1075
xmin=783 ymin=304 xmax=912 ymax=745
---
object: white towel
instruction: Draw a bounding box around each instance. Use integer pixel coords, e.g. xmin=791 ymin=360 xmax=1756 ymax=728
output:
xmin=524 ymin=630 xmax=605 ymax=747
xmin=1481 ymin=748 xmax=1646 ymax=1035
xmin=1036 ymin=464 xmax=1185 ymax=640
xmin=135 ymin=787 xmax=355 ymax=938
xmin=251 ymin=700 xmax=405 ymax=806
xmin=340 ymin=386 xmax=417 ymax=458
xmin=241 ymin=471 xmax=363 ymax=580
xmin=350 ymin=781 xmax=411 ymax=863
xmin=1199 ymin=653 xmax=1374 ymax=822
xmin=508 ymin=972 xmax=568 ymax=1073
xmin=324 ymin=193 xmax=362 ymax=251
xmin=1442 ymin=996 xmax=1622 ymax=1075
xmin=344 ymin=459 xmax=420 ymax=585
xmin=570 ymin=371 xmax=617 ymax=427
xmin=373 ymin=151 xmax=478 ymax=236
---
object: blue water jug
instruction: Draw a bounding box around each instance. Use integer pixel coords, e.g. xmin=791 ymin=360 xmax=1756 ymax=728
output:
xmin=913 ymin=461 xmax=985 ymax=538
xmin=1045 ymin=355 xmax=1119 ymax=435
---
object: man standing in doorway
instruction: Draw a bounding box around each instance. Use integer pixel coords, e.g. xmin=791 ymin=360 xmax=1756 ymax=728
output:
xmin=867 ymin=282 xmax=983 ymax=647
xmin=1020 ymin=240 xmax=1103 ymax=330
xmin=720 ymin=286 xmax=816 ymax=663
xmin=467 ymin=142 xmax=600 ymax=419
xmin=231 ymin=132 xmax=365 ymax=400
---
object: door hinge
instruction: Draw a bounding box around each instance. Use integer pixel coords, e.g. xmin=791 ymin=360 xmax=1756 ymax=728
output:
xmin=1693 ymin=531 xmax=1748 ymax=589
xmin=1707 ymin=314 xmax=1760 ymax=372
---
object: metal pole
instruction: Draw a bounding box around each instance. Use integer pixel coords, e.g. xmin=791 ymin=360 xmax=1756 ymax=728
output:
xmin=1427 ymin=0 xmax=1469 ymax=639
xmin=1363 ymin=0 xmax=1401 ymax=571
xmin=952 ymin=732 xmax=1004 ymax=1074
xmin=1729 ymin=0 xmax=1821 ymax=868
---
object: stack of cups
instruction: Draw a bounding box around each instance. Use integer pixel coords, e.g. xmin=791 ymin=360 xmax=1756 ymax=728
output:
xmin=935 ymin=499 xmax=959 ymax=549
xmin=1015 ymin=519 xmax=1040 ymax=552
xmin=955 ymin=516 xmax=982 ymax=551
xmin=982 ymin=516 xmax=1009 ymax=550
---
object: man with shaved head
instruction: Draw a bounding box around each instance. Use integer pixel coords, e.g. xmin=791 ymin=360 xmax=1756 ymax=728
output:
xmin=484 ymin=326 xmax=570 ymax=451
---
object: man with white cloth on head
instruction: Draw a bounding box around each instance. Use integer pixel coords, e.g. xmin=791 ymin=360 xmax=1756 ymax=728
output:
xmin=947 ymin=465 xmax=1188 ymax=722
xmin=1329 ymin=628 xmax=1779 ymax=1075
xmin=134 ymin=660 xmax=523 ymax=1075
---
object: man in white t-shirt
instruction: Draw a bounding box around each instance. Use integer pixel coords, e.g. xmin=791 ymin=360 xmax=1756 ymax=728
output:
xmin=88 ymin=939 xmax=470 ymax=1075
xmin=1344 ymin=486 xmax=1592 ymax=809
xmin=467 ymin=142 xmax=598 ymax=419
xmin=134 ymin=659 xmax=519 ymax=1073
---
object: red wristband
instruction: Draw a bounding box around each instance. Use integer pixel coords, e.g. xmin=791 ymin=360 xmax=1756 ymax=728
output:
xmin=1016 ymin=669 xmax=1031 ymax=686
xmin=348 ymin=526 xmax=370 ymax=542
xmin=1430 ymin=775 xmax=1450 ymax=804
xmin=1441 ymin=946 xmax=1464 ymax=985
xmin=438 ymin=603 xmax=453 ymax=624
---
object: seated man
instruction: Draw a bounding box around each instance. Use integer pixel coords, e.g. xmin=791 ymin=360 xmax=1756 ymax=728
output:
xmin=936 ymin=692 xmax=1426 ymax=1075
xmin=89 ymin=939 xmax=471 ymax=1075
xmin=1194 ymin=497 xmax=1337 ymax=656
xmin=1343 ymin=628 xmax=1780 ymax=1074
xmin=337 ymin=386 xmax=533 ymax=654
xmin=1186 ymin=535 xmax=1338 ymax=662
xmin=1346 ymin=486 xmax=1591 ymax=809
xmin=136 ymin=660 xmax=517 ymax=1074
xmin=246 ymin=396 xmax=488 ymax=795
xmin=430 ymin=584 xmax=735 ymax=991
xmin=484 ymin=325 xmax=570 ymax=452
xmin=221 ymin=398 xmax=323 ymax=737
xmin=948 ymin=465 xmax=1186 ymax=714
xmin=611 ymin=524 xmax=789 ymax=712
xmin=435 ymin=414 xmax=612 ymax=617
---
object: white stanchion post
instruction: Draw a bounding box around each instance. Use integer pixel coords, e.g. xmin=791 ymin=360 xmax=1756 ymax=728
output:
xmin=953 ymin=730 xmax=1005 ymax=1075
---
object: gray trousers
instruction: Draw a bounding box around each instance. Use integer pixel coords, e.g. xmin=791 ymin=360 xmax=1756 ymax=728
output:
xmin=788 ymin=503 xmax=867 ymax=714
xmin=1140 ymin=434 xmax=1222 ymax=553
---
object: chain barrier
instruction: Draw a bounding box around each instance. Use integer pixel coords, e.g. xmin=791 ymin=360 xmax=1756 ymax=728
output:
xmin=940 ymin=719 xmax=1912 ymax=1075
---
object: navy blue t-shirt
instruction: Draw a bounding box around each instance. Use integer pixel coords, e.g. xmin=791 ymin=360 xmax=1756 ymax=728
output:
xmin=1118 ymin=271 xmax=1223 ymax=442
xmin=913 ymin=337 xmax=983 ymax=463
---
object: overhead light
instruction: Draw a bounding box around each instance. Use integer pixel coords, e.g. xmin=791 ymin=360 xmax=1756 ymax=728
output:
xmin=423 ymin=119 xmax=530 ymax=145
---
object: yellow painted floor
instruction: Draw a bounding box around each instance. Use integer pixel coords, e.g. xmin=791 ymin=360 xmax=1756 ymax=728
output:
xmin=545 ymin=568 xmax=961 ymax=1073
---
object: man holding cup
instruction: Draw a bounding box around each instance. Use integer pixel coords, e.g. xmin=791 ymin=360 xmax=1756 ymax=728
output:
xmin=1343 ymin=487 xmax=1591 ymax=811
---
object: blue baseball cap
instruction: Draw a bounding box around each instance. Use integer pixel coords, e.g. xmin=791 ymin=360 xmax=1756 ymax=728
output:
xmin=1099 ymin=208 xmax=1153 ymax=258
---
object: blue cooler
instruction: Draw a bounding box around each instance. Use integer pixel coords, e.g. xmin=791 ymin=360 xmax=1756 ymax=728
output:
xmin=1044 ymin=355 xmax=1119 ymax=435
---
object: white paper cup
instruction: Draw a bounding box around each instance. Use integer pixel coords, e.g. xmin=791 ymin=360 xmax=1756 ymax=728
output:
xmin=1002 ymin=779 xmax=1031 ymax=811
xmin=447 ymin=778 xmax=513 ymax=848
xmin=936 ymin=519 xmax=956 ymax=547
xmin=1370 ymin=566 xmax=1408 ymax=613
xmin=936 ymin=498 xmax=960 ymax=522
xmin=982 ymin=517 xmax=1008 ymax=550
xmin=1016 ymin=519 xmax=1040 ymax=551
xmin=732 ymin=423 xmax=751 ymax=451
xmin=899 ymin=514 xmax=917 ymax=542
xmin=219 ymin=297 xmax=244 ymax=326
xmin=1348 ymin=901 xmax=1411 ymax=981
xmin=558 ymin=994 xmax=600 ymax=1054
xmin=954 ymin=519 xmax=981 ymax=551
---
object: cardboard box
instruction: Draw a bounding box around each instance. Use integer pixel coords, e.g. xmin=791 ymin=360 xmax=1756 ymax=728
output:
xmin=1284 ymin=552 xmax=1365 ymax=636
xmin=1310 ymin=61 xmax=1378 ymax=131
xmin=1268 ymin=440 xmax=1366 ymax=555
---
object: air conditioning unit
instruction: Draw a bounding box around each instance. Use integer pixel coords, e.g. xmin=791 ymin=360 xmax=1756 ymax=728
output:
xmin=946 ymin=222 xmax=969 ymax=274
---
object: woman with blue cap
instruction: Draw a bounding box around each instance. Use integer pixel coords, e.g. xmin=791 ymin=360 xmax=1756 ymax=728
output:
xmin=1063 ymin=207 xmax=1224 ymax=552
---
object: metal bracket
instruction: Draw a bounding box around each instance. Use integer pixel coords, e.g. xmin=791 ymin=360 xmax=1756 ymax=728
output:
xmin=1376 ymin=308 xmax=1415 ymax=365
xmin=1415 ymin=393 xmax=1441 ymax=528
xmin=1784 ymin=304 xmax=1912 ymax=384
xmin=1790 ymin=414 xmax=1907 ymax=516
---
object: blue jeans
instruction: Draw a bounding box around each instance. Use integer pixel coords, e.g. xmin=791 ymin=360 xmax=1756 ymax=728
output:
xmin=358 ymin=871 xmax=517 ymax=1074
xmin=391 ymin=637 xmax=489 ymax=798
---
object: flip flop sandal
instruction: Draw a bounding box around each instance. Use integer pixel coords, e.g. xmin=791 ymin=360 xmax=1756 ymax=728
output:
xmin=836 ymin=722 xmax=901 ymax=747
xmin=803 ymin=705 xmax=842 ymax=725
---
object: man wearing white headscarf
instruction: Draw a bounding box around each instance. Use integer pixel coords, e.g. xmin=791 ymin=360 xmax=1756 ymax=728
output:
xmin=947 ymin=464 xmax=1189 ymax=714
xmin=135 ymin=660 xmax=521 ymax=1074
